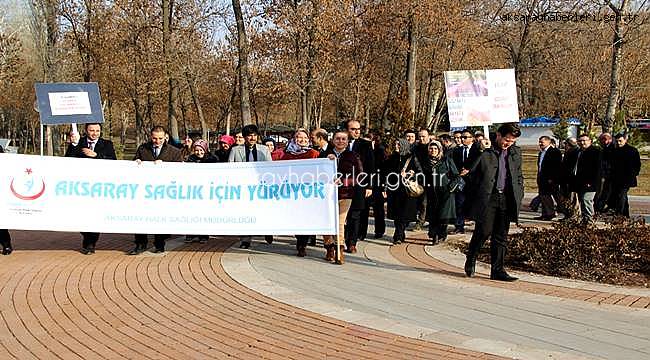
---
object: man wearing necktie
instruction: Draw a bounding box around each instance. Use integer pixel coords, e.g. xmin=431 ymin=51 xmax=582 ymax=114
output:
xmin=228 ymin=124 xmax=273 ymax=249
xmin=451 ymin=129 xmax=479 ymax=234
xmin=464 ymin=124 xmax=524 ymax=282
xmin=343 ymin=120 xmax=374 ymax=253
xmin=130 ymin=126 xmax=183 ymax=255
xmin=535 ymin=136 xmax=562 ymax=220
xmin=64 ymin=123 xmax=117 ymax=254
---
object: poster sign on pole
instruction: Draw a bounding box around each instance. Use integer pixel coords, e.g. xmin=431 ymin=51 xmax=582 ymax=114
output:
xmin=444 ymin=69 xmax=519 ymax=130
xmin=34 ymin=82 xmax=104 ymax=125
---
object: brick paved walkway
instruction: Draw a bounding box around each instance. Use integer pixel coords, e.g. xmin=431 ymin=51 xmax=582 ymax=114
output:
xmin=0 ymin=231 xmax=503 ymax=359
xmin=391 ymin=235 xmax=650 ymax=309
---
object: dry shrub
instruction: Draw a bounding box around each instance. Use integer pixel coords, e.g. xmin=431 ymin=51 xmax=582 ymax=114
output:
xmin=506 ymin=218 xmax=650 ymax=287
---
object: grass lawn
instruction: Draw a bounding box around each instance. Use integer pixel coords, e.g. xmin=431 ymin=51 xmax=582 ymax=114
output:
xmin=521 ymin=152 xmax=650 ymax=196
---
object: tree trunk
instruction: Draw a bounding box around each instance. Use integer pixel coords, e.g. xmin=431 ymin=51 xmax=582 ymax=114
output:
xmin=232 ymin=0 xmax=252 ymax=126
xmin=406 ymin=15 xmax=417 ymax=125
xmin=604 ymin=0 xmax=629 ymax=132
xmin=186 ymin=72 xmax=207 ymax=139
xmin=162 ymin=0 xmax=179 ymax=141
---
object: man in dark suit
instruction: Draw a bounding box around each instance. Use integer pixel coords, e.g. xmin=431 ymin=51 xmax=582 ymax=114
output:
xmin=451 ymin=129 xmax=481 ymax=234
xmin=344 ymin=119 xmax=374 ymax=253
xmin=595 ymin=133 xmax=615 ymax=212
xmin=0 ymin=144 xmax=12 ymax=255
xmin=563 ymin=134 xmax=601 ymax=224
xmin=535 ymin=136 xmax=562 ymax=220
xmin=65 ymin=123 xmax=118 ymax=254
xmin=464 ymin=123 xmax=524 ymax=282
xmin=129 ymin=125 xmax=183 ymax=255
xmin=610 ymin=133 xmax=641 ymax=217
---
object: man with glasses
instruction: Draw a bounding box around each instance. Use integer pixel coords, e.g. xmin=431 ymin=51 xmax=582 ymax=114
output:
xmin=345 ymin=120 xmax=374 ymax=253
xmin=451 ymin=129 xmax=481 ymax=234
xmin=563 ymin=134 xmax=601 ymax=224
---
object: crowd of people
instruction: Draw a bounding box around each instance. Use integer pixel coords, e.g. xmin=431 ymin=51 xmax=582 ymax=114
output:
xmin=0 ymin=121 xmax=643 ymax=282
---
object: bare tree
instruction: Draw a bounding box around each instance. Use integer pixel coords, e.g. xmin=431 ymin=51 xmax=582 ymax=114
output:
xmin=232 ymin=0 xmax=252 ymax=126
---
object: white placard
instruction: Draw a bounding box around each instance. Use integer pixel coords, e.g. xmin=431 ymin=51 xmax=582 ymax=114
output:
xmin=48 ymin=92 xmax=92 ymax=116
xmin=444 ymin=68 xmax=519 ymax=127
xmin=0 ymin=154 xmax=338 ymax=235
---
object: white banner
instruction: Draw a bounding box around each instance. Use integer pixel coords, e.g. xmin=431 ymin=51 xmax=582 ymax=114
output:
xmin=444 ymin=68 xmax=519 ymax=128
xmin=0 ymin=154 xmax=338 ymax=235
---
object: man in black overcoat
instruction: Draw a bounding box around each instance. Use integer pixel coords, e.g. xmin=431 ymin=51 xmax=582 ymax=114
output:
xmin=610 ymin=133 xmax=641 ymax=217
xmin=535 ymin=136 xmax=562 ymax=220
xmin=0 ymin=144 xmax=12 ymax=255
xmin=464 ymin=123 xmax=524 ymax=282
xmin=65 ymin=123 xmax=118 ymax=254
xmin=562 ymin=134 xmax=601 ymax=224
xmin=451 ymin=129 xmax=481 ymax=234
xmin=344 ymin=120 xmax=374 ymax=253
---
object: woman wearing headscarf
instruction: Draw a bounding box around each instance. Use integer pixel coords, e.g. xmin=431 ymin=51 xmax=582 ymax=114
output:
xmin=280 ymin=129 xmax=320 ymax=256
xmin=425 ymin=140 xmax=459 ymax=244
xmin=215 ymin=135 xmax=235 ymax=162
xmin=185 ymin=139 xmax=217 ymax=243
xmin=386 ymin=138 xmax=423 ymax=245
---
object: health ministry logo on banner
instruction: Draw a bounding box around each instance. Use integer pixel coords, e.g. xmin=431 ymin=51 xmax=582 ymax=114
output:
xmin=10 ymin=168 xmax=46 ymax=201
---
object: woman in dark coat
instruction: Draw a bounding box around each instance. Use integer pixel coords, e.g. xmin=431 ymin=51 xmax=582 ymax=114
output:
xmin=425 ymin=141 xmax=459 ymax=244
xmin=185 ymin=139 xmax=217 ymax=243
xmin=386 ymin=138 xmax=422 ymax=245
xmin=0 ymin=145 xmax=12 ymax=255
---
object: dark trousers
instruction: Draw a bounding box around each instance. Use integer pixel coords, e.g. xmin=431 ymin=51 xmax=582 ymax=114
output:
xmin=610 ymin=186 xmax=630 ymax=217
xmin=81 ymin=232 xmax=100 ymax=249
xmin=358 ymin=203 xmax=370 ymax=241
xmin=134 ymin=234 xmax=169 ymax=250
xmin=345 ymin=209 xmax=361 ymax=248
xmin=467 ymin=193 xmax=511 ymax=275
xmin=454 ymin=191 xmax=466 ymax=230
xmin=595 ymin=178 xmax=613 ymax=212
xmin=295 ymin=235 xmax=311 ymax=249
xmin=416 ymin=193 xmax=427 ymax=225
xmin=0 ymin=229 xmax=11 ymax=249
xmin=393 ymin=220 xmax=410 ymax=242
xmin=539 ymin=193 xmax=556 ymax=218
xmin=372 ymin=188 xmax=386 ymax=236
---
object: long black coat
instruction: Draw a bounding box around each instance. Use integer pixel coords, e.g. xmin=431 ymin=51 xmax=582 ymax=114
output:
xmin=348 ymin=138 xmax=375 ymax=210
xmin=537 ymin=146 xmax=562 ymax=194
xmin=465 ymin=145 xmax=525 ymax=223
xmin=610 ymin=144 xmax=641 ymax=188
xmin=65 ymin=136 xmax=117 ymax=160
xmin=563 ymin=146 xmax=601 ymax=193
xmin=426 ymin=156 xmax=459 ymax=224
xmin=386 ymin=153 xmax=423 ymax=222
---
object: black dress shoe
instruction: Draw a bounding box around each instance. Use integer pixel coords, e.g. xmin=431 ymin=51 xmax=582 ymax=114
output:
xmin=80 ymin=247 xmax=92 ymax=255
xmin=454 ymin=229 xmax=465 ymax=235
xmin=239 ymin=242 xmax=251 ymax=249
xmin=128 ymin=246 xmax=144 ymax=255
xmin=373 ymin=233 xmax=384 ymax=239
xmin=490 ymin=272 xmax=518 ymax=282
xmin=265 ymin=236 xmax=273 ymax=244
xmin=2 ymin=247 xmax=12 ymax=255
xmin=428 ymin=234 xmax=438 ymax=245
xmin=464 ymin=257 xmax=475 ymax=277
xmin=152 ymin=248 xmax=165 ymax=254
